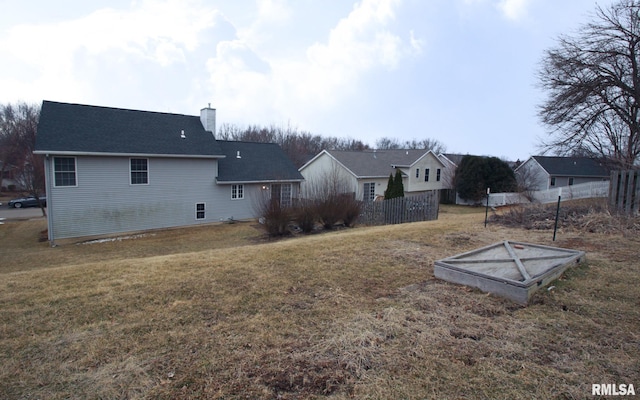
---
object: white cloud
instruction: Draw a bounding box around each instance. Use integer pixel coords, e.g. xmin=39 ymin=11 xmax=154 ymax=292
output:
xmin=496 ymin=0 xmax=530 ymax=21
xmin=456 ymin=0 xmax=530 ymax=22
xmin=205 ymin=0 xmax=418 ymax=125
xmin=0 ymin=0 xmax=217 ymax=103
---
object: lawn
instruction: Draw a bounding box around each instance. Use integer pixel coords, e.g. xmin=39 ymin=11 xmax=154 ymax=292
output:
xmin=0 ymin=204 xmax=638 ymax=399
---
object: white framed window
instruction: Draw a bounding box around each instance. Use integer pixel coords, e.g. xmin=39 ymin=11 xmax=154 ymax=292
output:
xmin=363 ymin=182 xmax=376 ymax=202
xmin=232 ymin=184 xmax=244 ymax=199
xmin=130 ymin=158 xmax=149 ymax=185
xmin=54 ymin=157 xmax=77 ymax=187
xmin=196 ymin=203 xmax=206 ymax=220
xmin=424 ymin=168 xmax=430 ymax=182
xmin=415 ymin=168 xmax=420 ymax=178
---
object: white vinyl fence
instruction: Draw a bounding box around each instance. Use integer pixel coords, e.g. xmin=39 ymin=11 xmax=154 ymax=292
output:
xmin=532 ymin=181 xmax=609 ymax=204
xmin=455 ymin=181 xmax=610 ymax=206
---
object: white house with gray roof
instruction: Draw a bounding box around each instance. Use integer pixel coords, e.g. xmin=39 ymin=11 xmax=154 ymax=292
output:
xmin=515 ymin=156 xmax=610 ymax=191
xmin=299 ymin=149 xmax=448 ymax=201
xmin=34 ymin=101 xmax=303 ymax=243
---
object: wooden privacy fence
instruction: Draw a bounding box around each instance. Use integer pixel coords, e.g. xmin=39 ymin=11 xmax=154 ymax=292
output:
xmin=609 ymin=170 xmax=640 ymax=215
xmin=360 ymin=192 xmax=439 ymax=225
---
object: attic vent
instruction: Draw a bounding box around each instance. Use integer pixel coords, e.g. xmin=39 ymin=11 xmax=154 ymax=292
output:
xmin=236 ymin=151 xmax=241 ymax=159
xmin=180 ymin=130 xmax=186 ymax=139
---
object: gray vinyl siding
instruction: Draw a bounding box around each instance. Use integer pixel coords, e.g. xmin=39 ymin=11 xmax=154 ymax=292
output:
xmin=45 ymin=156 xmax=255 ymax=240
xmin=549 ymin=176 xmax=604 ymax=188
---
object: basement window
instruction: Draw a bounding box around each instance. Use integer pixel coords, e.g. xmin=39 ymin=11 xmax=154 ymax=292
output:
xmin=196 ymin=203 xmax=206 ymax=220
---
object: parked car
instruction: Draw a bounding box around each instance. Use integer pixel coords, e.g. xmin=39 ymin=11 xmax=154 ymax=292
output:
xmin=8 ymin=195 xmax=46 ymax=208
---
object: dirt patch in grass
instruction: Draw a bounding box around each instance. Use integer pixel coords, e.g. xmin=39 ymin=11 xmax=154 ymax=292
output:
xmin=0 ymin=206 xmax=638 ymax=399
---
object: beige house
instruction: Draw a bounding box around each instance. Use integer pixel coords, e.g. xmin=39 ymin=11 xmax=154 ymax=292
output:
xmin=299 ymin=149 xmax=448 ymax=201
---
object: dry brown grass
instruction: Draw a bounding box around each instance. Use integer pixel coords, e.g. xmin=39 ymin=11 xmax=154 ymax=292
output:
xmin=0 ymin=205 xmax=638 ymax=399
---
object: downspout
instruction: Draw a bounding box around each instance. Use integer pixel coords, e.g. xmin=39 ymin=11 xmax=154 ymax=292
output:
xmin=45 ymin=154 xmax=55 ymax=246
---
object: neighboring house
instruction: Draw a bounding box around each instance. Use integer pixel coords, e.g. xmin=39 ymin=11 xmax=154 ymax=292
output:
xmin=298 ymin=149 xmax=447 ymax=201
xmin=34 ymin=101 xmax=303 ymax=243
xmin=515 ymin=156 xmax=610 ymax=191
xmin=0 ymin=161 xmax=20 ymax=191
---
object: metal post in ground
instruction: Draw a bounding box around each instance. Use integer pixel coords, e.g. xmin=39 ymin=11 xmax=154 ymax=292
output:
xmin=484 ymin=188 xmax=490 ymax=228
xmin=553 ymin=187 xmax=562 ymax=241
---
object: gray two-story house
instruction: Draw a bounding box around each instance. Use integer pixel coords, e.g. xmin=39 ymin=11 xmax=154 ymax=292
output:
xmin=34 ymin=101 xmax=303 ymax=243
xmin=299 ymin=149 xmax=448 ymax=201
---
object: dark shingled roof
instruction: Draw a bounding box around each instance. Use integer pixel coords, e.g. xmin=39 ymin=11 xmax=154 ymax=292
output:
xmin=35 ymin=100 xmax=222 ymax=157
xmin=216 ymin=141 xmax=304 ymax=183
xmin=533 ymin=156 xmax=610 ymax=177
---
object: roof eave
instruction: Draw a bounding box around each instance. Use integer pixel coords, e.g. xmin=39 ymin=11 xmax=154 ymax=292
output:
xmin=34 ymin=150 xmax=225 ymax=159
xmin=216 ymin=178 xmax=304 ymax=185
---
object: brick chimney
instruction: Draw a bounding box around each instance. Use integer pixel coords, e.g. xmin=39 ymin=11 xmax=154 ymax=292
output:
xmin=200 ymin=104 xmax=216 ymax=136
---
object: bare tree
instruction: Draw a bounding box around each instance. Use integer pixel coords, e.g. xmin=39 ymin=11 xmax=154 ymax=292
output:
xmin=0 ymin=102 xmax=44 ymax=214
xmin=217 ymin=123 xmax=369 ymax=167
xmin=538 ymin=0 xmax=640 ymax=169
xmin=375 ymin=137 xmax=402 ymax=149
xmin=514 ymin=163 xmax=544 ymax=201
xmin=376 ymin=136 xmax=447 ymax=153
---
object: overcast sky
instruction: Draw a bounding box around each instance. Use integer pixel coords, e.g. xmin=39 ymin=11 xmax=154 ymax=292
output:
xmin=0 ymin=0 xmax=615 ymax=161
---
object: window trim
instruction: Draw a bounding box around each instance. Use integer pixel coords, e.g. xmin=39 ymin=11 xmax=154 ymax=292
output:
xmin=271 ymin=183 xmax=292 ymax=208
xmin=415 ymin=168 xmax=420 ymax=178
xmin=130 ymin=158 xmax=149 ymax=185
xmin=436 ymin=168 xmax=441 ymax=182
xmin=363 ymin=182 xmax=376 ymax=202
xmin=195 ymin=202 xmax=206 ymax=220
xmin=53 ymin=156 xmax=77 ymax=187
xmin=231 ymin=184 xmax=244 ymax=200
xmin=424 ymin=168 xmax=430 ymax=182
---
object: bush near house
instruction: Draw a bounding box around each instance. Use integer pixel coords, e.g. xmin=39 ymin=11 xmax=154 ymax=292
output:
xmin=291 ymin=199 xmax=317 ymax=233
xmin=260 ymin=194 xmax=363 ymax=236
xmin=258 ymin=198 xmax=292 ymax=236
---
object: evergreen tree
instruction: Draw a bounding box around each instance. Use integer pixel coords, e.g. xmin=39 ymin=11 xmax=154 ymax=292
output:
xmin=455 ymin=155 xmax=516 ymax=202
xmin=393 ymin=170 xmax=405 ymax=198
xmin=384 ymin=173 xmax=394 ymax=199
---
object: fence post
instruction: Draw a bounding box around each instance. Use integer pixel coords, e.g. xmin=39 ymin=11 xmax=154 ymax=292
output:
xmin=484 ymin=188 xmax=490 ymax=228
xmin=553 ymin=187 xmax=562 ymax=241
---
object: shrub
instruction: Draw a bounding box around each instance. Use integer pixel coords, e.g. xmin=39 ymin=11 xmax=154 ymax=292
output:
xmin=337 ymin=194 xmax=362 ymax=227
xmin=258 ymin=198 xmax=292 ymax=236
xmin=316 ymin=195 xmax=342 ymax=229
xmin=292 ymin=199 xmax=317 ymax=233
